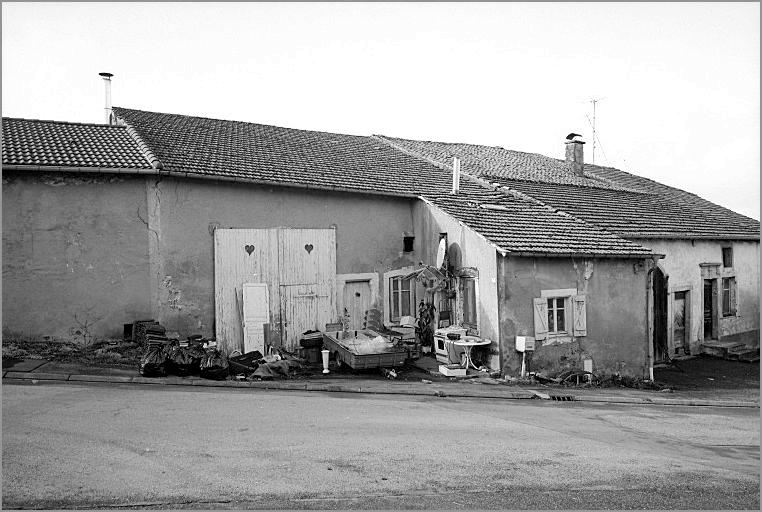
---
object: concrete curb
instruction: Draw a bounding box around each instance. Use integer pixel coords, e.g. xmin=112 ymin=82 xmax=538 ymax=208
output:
xmin=569 ymin=395 xmax=759 ymax=407
xmin=4 ymin=372 xmax=69 ymax=380
xmin=2 ymin=371 xmax=758 ymax=408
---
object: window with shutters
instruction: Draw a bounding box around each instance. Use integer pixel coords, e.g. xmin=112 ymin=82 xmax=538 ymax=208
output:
xmin=533 ymin=289 xmax=586 ymax=344
xmin=722 ymin=276 xmax=737 ymax=317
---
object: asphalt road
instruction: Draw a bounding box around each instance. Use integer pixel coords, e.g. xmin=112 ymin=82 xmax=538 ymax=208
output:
xmin=2 ymin=381 xmax=759 ymax=510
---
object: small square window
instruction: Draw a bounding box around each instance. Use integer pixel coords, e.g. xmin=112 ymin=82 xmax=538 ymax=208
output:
xmin=722 ymin=247 xmax=733 ymax=268
xmin=403 ymin=236 xmax=414 ymax=253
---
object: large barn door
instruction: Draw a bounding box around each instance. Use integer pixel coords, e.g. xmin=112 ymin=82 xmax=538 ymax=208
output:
xmin=278 ymin=228 xmax=336 ymax=350
xmin=214 ymin=228 xmax=279 ymax=354
xmin=215 ymin=227 xmax=335 ymax=353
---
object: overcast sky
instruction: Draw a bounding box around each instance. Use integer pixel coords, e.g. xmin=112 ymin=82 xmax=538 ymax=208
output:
xmin=3 ymin=2 xmax=759 ymax=219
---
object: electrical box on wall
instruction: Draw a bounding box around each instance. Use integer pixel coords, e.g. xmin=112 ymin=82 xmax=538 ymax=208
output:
xmin=515 ymin=336 xmax=535 ymax=352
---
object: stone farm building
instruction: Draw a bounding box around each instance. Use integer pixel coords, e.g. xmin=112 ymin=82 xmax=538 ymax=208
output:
xmin=2 ymin=108 xmax=758 ymax=378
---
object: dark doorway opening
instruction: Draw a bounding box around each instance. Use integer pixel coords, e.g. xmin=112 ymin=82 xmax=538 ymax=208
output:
xmin=653 ymin=267 xmax=668 ymax=363
xmin=703 ymin=279 xmax=717 ymax=341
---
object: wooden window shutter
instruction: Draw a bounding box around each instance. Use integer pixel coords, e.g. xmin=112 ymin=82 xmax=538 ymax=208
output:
xmin=573 ymin=295 xmax=587 ymax=337
xmin=533 ymin=298 xmax=548 ymax=340
xmin=730 ymin=278 xmax=738 ymax=316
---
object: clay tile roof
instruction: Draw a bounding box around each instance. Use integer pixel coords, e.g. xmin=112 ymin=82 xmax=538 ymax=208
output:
xmin=2 ymin=117 xmax=152 ymax=169
xmin=377 ymin=136 xmax=760 ymax=241
xmin=377 ymin=135 xmax=639 ymax=191
xmin=425 ymin=179 xmax=655 ymax=257
xmin=110 ymin=107 xmax=449 ymax=197
xmin=107 ymin=107 xmax=654 ymax=257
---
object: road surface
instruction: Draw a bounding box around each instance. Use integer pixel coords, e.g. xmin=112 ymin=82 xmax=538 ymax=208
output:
xmin=2 ymin=381 xmax=759 ymax=509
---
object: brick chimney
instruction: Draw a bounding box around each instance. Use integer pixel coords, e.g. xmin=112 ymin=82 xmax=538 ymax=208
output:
xmin=565 ymin=133 xmax=585 ymax=176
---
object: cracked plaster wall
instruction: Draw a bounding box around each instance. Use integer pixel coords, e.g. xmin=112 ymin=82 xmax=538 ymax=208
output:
xmin=2 ymin=172 xmax=152 ymax=341
xmin=149 ymin=177 xmax=417 ymax=338
xmin=635 ymin=238 xmax=760 ymax=350
xmin=497 ymin=256 xmax=650 ymax=378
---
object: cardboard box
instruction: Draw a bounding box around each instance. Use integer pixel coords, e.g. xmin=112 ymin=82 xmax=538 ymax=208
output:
xmin=439 ymin=364 xmax=466 ymax=377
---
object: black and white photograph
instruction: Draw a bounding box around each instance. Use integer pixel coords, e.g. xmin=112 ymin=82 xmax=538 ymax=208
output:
xmin=2 ymin=2 xmax=760 ymax=510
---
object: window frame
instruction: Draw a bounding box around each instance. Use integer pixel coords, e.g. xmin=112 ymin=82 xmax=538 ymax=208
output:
xmin=389 ymin=275 xmax=415 ymax=321
xmin=459 ymin=276 xmax=478 ymax=329
xmin=721 ymin=276 xmax=737 ymax=317
xmin=722 ymin=246 xmax=733 ymax=269
xmin=383 ymin=266 xmax=419 ymax=325
xmin=546 ymin=297 xmax=568 ymax=334
xmin=538 ymin=288 xmax=579 ymax=341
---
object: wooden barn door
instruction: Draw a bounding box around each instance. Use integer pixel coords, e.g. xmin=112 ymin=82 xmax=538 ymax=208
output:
xmin=215 ymin=227 xmax=336 ymax=353
xmin=278 ymin=228 xmax=336 ymax=350
xmin=214 ymin=228 xmax=279 ymax=354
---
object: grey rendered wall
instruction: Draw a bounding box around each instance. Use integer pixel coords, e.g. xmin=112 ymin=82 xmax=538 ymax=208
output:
xmin=497 ymin=255 xmax=651 ymax=378
xmin=2 ymin=172 xmax=152 ymax=341
xmin=149 ymin=177 xmax=417 ymax=337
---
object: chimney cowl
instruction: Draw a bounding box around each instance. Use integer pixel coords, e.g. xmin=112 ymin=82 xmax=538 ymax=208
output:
xmin=565 ymin=134 xmax=585 ymax=177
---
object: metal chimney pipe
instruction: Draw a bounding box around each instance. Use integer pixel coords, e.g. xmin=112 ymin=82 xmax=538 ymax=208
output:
xmin=451 ymin=156 xmax=461 ymax=194
xmin=99 ymin=72 xmax=114 ymax=124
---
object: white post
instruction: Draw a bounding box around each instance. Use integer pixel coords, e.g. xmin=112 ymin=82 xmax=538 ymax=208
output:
xmin=99 ymin=72 xmax=113 ymax=124
xmin=451 ymin=157 xmax=461 ymax=194
xmin=321 ymin=349 xmax=330 ymax=374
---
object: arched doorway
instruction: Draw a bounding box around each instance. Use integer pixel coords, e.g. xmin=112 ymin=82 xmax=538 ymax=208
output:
xmin=652 ymin=267 xmax=669 ymax=362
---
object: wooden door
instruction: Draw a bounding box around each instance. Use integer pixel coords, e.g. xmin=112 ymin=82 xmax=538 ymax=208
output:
xmin=280 ymin=284 xmax=318 ymax=348
xmin=214 ymin=228 xmax=279 ymax=353
xmin=342 ymin=280 xmax=371 ymax=330
xmin=278 ymin=229 xmax=336 ymax=350
xmin=673 ymin=291 xmax=687 ymax=354
xmin=242 ymin=283 xmax=269 ymax=354
xmin=703 ymin=279 xmax=716 ymax=340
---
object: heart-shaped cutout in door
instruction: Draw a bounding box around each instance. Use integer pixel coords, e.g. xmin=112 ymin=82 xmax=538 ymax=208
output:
xmin=304 ymin=244 xmax=314 ymax=254
xmin=245 ymin=245 xmax=255 ymax=255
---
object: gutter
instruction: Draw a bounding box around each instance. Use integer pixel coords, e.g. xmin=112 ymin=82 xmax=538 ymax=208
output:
xmin=2 ymin=164 xmax=420 ymax=200
xmin=504 ymin=250 xmax=665 ymax=260
xmin=625 ymin=233 xmax=761 ymax=241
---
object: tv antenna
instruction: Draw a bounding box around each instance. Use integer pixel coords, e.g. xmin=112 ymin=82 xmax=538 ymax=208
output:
xmin=588 ymin=97 xmax=605 ymax=164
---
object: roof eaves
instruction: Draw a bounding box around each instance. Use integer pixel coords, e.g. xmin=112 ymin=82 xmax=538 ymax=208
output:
xmin=623 ymin=233 xmax=761 ymax=241
xmin=3 ymin=163 xmax=419 ymax=199
xmin=2 ymin=164 xmax=157 ymax=175
xmin=503 ymin=251 xmax=662 ymax=260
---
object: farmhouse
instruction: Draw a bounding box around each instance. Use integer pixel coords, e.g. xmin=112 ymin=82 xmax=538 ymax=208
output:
xmin=6 ymin=107 xmax=748 ymax=379
xmin=379 ymin=134 xmax=761 ymax=363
